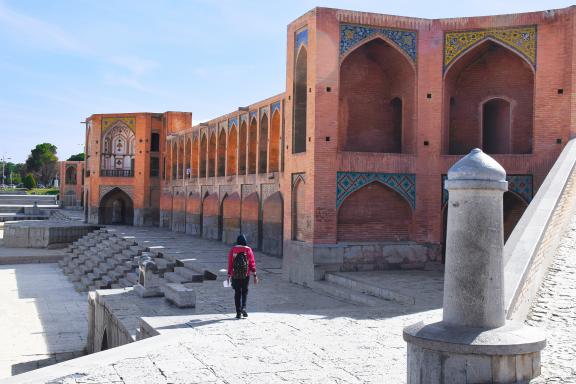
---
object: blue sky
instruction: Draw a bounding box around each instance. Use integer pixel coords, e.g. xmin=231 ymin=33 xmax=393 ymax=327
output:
xmin=0 ymin=0 xmax=573 ymax=163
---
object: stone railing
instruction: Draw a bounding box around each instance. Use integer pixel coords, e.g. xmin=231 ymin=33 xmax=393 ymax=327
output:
xmin=504 ymin=138 xmax=576 ymax=320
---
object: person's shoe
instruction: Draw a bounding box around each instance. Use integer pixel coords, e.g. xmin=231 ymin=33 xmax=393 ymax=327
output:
xmin=236 ymin=312 xmax=241 ymax=319
xmin=241 ymin=308 xmax=248 ymax=318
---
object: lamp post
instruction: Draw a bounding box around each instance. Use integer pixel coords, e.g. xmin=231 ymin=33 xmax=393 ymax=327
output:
xmin=1 ymin=154 xmax=12 ymax=188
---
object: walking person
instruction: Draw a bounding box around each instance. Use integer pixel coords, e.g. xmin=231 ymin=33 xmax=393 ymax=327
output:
xmin=227 ymin=234 xmax=258 ymax=319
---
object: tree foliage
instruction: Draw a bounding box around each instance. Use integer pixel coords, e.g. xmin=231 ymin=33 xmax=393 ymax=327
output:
xmin=23 ymin=173 xmax=37 ymax=189
xmin=67 ymin=153 xmax=85 ymax=161
xmin=25 ymin=143 xmax=58 ymax=186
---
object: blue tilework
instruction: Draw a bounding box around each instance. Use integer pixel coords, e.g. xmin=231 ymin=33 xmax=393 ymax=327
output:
xmin=442 ymin=174 xmax=533 ymax=205
xmin=228 ymin=117 xmax=238 ymax=129
xmin=249 ymin=111 xmax=257 ymax=120
xmin=260 ymin=107 xmax=269 ymax=118
xmin=271 ymin=101 xmax=281 ymax=115
xmin=240 ymin=114 xmax=248 ymax=125
xmin=296 ymin=28 xmax=308 ymax=51
xmin=337 ymin=172 xmax=416 ymax=209
xmin=340 ymin=24 xmax=417 ymax=62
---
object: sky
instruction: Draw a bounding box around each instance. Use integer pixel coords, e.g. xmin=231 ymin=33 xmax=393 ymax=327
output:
xmin=0 ymin=0 xmax=574 ymax=163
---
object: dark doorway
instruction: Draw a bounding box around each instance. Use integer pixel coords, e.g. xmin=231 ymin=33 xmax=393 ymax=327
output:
xmin=483 ymin=98 xmax=511 ymax=154
xmin=99 ymin=188 xmax=134 ymax=225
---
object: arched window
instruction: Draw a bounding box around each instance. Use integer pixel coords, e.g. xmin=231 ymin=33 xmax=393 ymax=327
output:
xmin=185 ymin=138 xmax=191 ymax=178
xmin=208 ymin=133 xmax=216 ymax=177
xmin=227 ymin=125 xmax=238 ymax=176
xmin=217 ymin=129 xmax=226 ymax=177
xmin=239 ymin=121 xmax=247 ymax=175
xmin=292 ymin=178 xmax=306 ymax=241
xmin=192 ymin=137 xmax=199 ymax=178
xmin=339 ymin=38 xmax=415 ymax=153
xmin=293 ymin=47 xmax=307 ymax=153
xmin=259 ymin=113 xmax=268 ymax=173
xmin=100 ymin=121 xmax=135 ymax=174
xmin=65 ymin=166 xmax=77 ymax=185
xmin=269 ymin=111 xmax=280 ymax=172
xmin=199 ymin=135 xmax=207 ymax=178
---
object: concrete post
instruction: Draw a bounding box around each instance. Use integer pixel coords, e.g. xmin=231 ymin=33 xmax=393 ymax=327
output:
xmin=403 ymin=149 xmax=545 ymax=384
xmin=443 ymin=148 xmax=507 ymax=328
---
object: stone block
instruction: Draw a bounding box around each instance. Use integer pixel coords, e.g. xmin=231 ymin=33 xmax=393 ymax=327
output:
xmin=492 ymin=355 xmax=516 ymax=383
xmin=164 ymin=283 xmax=196 ymax=308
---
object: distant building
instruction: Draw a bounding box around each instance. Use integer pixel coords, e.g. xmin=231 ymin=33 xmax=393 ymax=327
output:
xmin=59 ymin=160 xmax=84 ymax=208
xmin=83 ymin=6 xmax=576 ymax=284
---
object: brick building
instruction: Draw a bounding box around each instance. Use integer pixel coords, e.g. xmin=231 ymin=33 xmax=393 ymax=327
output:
xmin=59 ymin=160 xmax=84 ymax=208
xmin=83 ymin=6 xmax=576 ymax=284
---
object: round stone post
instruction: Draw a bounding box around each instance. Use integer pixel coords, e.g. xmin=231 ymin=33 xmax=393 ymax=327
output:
xmin=443 ymin=148 xmax=507 ymax=328
xmin=403 ymin=149 xmax=545 ymax=384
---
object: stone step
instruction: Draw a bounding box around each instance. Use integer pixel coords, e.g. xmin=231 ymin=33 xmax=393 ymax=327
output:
xmin=307 ymin=281 xmax=391 ymax=307
xmin=164 ymin=272 xmax=190 ymax=284
xmin=325 ymin=273 xmax=415 ymax=305
xmin=126 ymin=272 xmax=139 ymax=285
xmin=174 ymin=267 xmax=204 ymax=282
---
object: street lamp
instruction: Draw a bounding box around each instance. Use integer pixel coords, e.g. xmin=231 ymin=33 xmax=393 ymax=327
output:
xmin=1 ymin=154 xmax=12 ymax=188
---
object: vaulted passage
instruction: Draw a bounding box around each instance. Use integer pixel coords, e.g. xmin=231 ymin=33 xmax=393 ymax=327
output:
xmin=185 ymin=139 xmax=191 ymax=178
xmin=445 ymin=41 xmax=534 ymax=154
xmin=171 ymin=142 xmax=178 ymax=180
xmin=503 ymin=191 xmax=528 ymax=242
xmin=339 ymin=38 xmax=415 ymax=153
xmin=293 ymin=47 xmax=307 ymax=153
xmin=269 ymin=111 xmax=280 ymax=172
xmin=337 ymin=182 xmax=412 ymax=242
xmin=65 ymin=166 xmax=77 ymax=184
xmin=227 ymin=125 xmax=238 ymax=176
xmin=241 ymin=193 xmax=260 ymax=247
xmin=192 ymin=137 xmax=199 ymax=178
xmin=178 ymin=140 xmax=184 ymax=179
xmin=200 ymin=136 xmax=207 ymax=178
xmin=221 ymin=193 xmax=240 ymax=244
xmin=217 ymin=130 xmax=226 ymax=177
xmin=99 ymin=188 xmax=134 ymax=225
xmin=248 ymin=118 xmax=257 ymax=174
xmin=208 ymin=134 xmax=216 ymax=177
xmin=239 ymin=121 xmax=247 ymax=175
xmin=259 ymin=114 xmax=268 ymax=173
xmin=262 ymin=192 xmax=283 ymax=257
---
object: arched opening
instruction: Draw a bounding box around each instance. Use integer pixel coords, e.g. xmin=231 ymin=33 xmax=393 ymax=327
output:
xmin=202 ymin=193 xmax=219 ymax=240
xmin=65 ymin=166 xmax=77 ymax=185
xmin=192 ymin=137 xmax=199 ymax=178
xmin=293 ymin=47 xmax=307 ymax=153
xmin=262 ymin=192 xmax=283 ymax=257
xmin=100 ymin=329 xmax=108 ymax=351
xmin=339 ymin=38 xmax=415 ymax=153
xmin=217 ymin=129 xmax=226 ymax=177
xmin=269 ymin=111 xmax=280 ymax=172
xmin=185 ymin=192 xmax=201 ymax=235
xmin=482 ymin=98 xmax=511 ymax=154
xmin=178 ymin=140 xmax=184 ymax=179
xmin=445 ymin=40 xmax=534 ymax=154
xmin=171 ymin=142 xmax=178 ymax=180
xmin=248 ymin=118 xmax=257 ymax=174
xmin=222 ymin=193 xmax=240 ymax=244
xmin=503 ymin=191 xmax=528 ymax=242
xmin=239 ymin=121 xmax=247 ymax=175
xmin=259 ymin=113 xmax=268 ymax=173
xmin=100 ymin=121 xmax=135 ymax=175
xmin=199 ymin=135 xmax=207 ymax=178
xmin=337 ymin=182 xmax=412 ymax=241
xmin=241 ymin=192 xmax=260 ymax=248
xmin=227 ymin=125 xmax=238 ymax=176
xmin=292 ymin=178 xmax=306 ymax=241
xmin=185 ymin=138 xmax=191 ymax=178
xmin=208 ymin=134 xmax=216 ymax=178
xmin=99 ymin=188 xmax=134 ymax=225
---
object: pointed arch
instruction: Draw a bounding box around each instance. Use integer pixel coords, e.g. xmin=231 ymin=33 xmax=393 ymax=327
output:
xmin=293 ymin=46 xmax=307 ymax=153
xmin=208 ymin=133 xmax=216 ymax=177
xmin=65 ymin=166 xmax=77 ymax=185
xmin=269 ymin=110 xmax=280 ymax=172
xmin=227 ymin=125 xmax=238 ymax=176
xmin=185 ymin=138 xmax=191 ymax=179
xmin=98 ymin=187 xmax=134 ymax=225
xmin=262 ymin=192 xmax=283 ymax=257
xmin=339 ymin=37 xmax=415 ymax=154
xmin=192 ymin=137 xmax=199 ymax=178
xmin=259 ymin=112 xmax=269 ymax=173
xmin=239 ymin=121 xmax=247 ymax=175
xmin=241 ymin=192 xmax=260 ymax=247
xmin=217 ymin=129 xmax=226 ymax=177
xmin=171 ymin=141 xmax=178 ymax=180
xmin=292 ymin=177 xmax=307 ymax=241
xmin=337 ymin=181 xmax=412 ymax=242
xmin=444 ymin=39 xmax=534 ymax=155
xmin=248 ymin=117 xmax=257 ymax=174
xmin=202 ymin=192 xmax=219 ymax=240
xmin=199 ymin=135 xmax=207 ymax=178
xmin=221 ymin=192 xmax=241 ymax=244
xmin=178 ymin=139 xmax=185 ymax=179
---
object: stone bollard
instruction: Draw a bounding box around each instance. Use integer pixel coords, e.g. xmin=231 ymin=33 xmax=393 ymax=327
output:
xmin=403 ymin=149 xmax=545 ymax=384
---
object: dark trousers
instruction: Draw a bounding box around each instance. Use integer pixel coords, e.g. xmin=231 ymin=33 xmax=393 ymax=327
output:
xmin=232 ymin=276 xmax=250 ymax=312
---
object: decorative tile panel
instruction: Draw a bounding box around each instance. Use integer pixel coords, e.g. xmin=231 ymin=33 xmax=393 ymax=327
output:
xmin=240 ymin=114 xmax=248 ymax=125
xmin=260 ymin=106 xmax=269 ymax=119
xmin=442 ymin=174 xmax=533 ymax=205
xmin=296 ymin=28 xmax=308 ymax=51
xmin=337 ymin=172 xmax=416 ymax=209
xmin=444 ymin=26 xmax=537 ymax=71
xmin=271 ymin=101 xmax=281 ymax=115
xmin=228 ymin=117 xmax=238 ymax=129
xmin=102 ymin=117 xmax=136 ymax=133
xmin=340 ymin=24 xmax=417 ymax=62
xmin=249 ymin=111 xmax=258 ymax=121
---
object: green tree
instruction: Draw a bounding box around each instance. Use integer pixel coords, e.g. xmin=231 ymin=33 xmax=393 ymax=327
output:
xmin=67 ymin=153 xmax=85 ymax=161
xmin=25 ymin=143 xmax=58 ymax=186
xmin=23 ymin=173 xmax=37 ymax=189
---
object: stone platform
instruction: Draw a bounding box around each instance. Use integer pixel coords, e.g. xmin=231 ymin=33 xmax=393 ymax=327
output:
xmin=3 ymin=221 xmax=99 ymax=249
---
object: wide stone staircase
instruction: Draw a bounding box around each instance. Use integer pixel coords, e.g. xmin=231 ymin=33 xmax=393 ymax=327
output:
xmin=58 ymin=227 xmax=210 ymax=293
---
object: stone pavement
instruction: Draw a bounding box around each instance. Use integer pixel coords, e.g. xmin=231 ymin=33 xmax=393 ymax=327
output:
xmin=0 ymin=263 xmax=87 ymax=379
xmin=528 ymin=214 xmax=576 ymax=383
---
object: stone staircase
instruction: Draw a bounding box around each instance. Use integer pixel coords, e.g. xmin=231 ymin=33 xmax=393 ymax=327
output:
xmin=308 ymin=272 xmax=417 ymax=307
xmin=58 ymin=228 xmax=208 ymax=293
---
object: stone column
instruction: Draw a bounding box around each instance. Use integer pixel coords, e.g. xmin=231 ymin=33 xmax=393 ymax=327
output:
xmin=403 ymin=149 xmax=545 ymax=384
